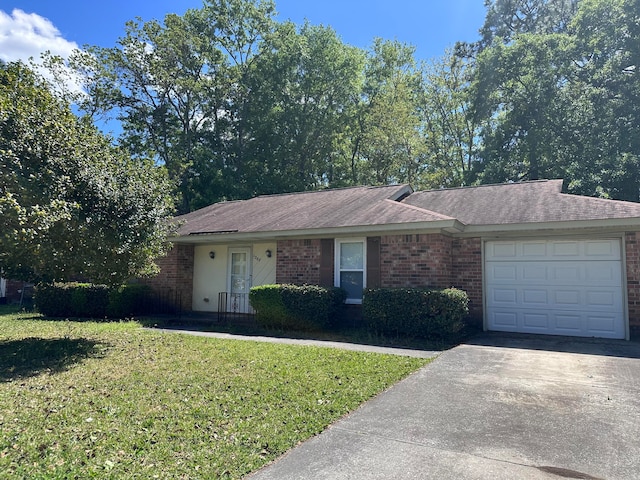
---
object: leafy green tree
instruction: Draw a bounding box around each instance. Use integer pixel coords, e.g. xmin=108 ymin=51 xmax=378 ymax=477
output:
xmin=566 ymin=0 xmax=640 ymax=200
xmin=420 ymin=50 xmax=480 ymax=188
xmin=0 ymin=62 xmax=175 ymax=285
xmin=242 ymin=22 xmax=366 ymax=193
xmin=340 ymin=39 xmax=425 ymax=186
xmin=479 ymin=0 xmax=578 ymax=47
xmin=470 ymin=0 xmax=640 ymax=201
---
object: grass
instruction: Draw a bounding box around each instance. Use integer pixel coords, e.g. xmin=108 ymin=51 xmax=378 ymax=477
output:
xmin=0 ymin=310 xmax=430 ymax=479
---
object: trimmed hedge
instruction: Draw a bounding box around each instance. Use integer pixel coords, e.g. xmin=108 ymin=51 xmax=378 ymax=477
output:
xmin=249 ymin=284 xmax=346 ymax=330
xmin=34 ymin=282 xmax=154 ymax=318
xmin=362 ymin=287 xmax=469 ymax=338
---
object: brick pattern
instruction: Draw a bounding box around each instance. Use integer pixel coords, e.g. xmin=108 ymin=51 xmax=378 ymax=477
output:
xmin=276 ymin=239 xmax=322 ymax=285
xmin=275 ymin=234 xmax=484 ymax=323
xmin=141 ymin=244 xmax=194 ymax=311
xmin=2 ymin=279 xmax=26 ymax=303
xmin=451 ymin=237 xmax=483 ymax=319
xmin=626 ymin=233 xmax=640 ymax=330
xmin=380 ymin=234 xmax=452 ymax=289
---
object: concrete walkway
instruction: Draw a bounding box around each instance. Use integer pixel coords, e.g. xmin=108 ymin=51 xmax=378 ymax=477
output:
xmin=154 ymin=327 xmax=439 ymax=358
xmin=247 ymin=334 xmax=640 ymax=480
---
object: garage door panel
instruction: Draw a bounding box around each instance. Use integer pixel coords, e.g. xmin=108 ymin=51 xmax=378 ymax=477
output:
xmin=522 ymin=312 xmax=550 ymax=329
xmin=585 ymin=239 xmax=620 ymax=258
xmin=487 ymin=286 xmax=622 ymax=312
xmin=585 ymin=263 xmax=622 ymax=283
xmin=487 ymin=239 xmax=621 ymax=262
xmin=492 ymin=311 xmax=518 ymax=328
xmin=552 ymin=241 xmax=581 ymax=257
xmin=585 ymin=289 xmax=622 ymax=309
xmin=554 ymin=290 xmax=580 ymax=306
xmin=487 ymin=309 xmax=624 ymax=338
xmin=487 ymin=261 xmax=622 ymax=287
xmin=485 ymin=239 xmax=625 ymax=339
xmin=492 ymin=265 xmax=518 ymax=281
xmin=491 ymin=288 xmax=518 ymax=305
xmin=522 ymin=289 xmax=548 ymax=305
xmin=555 ymin=314 xmax=583 ymax=332
xmin=521 ymin=241 xmax=547 ymax=257
xmin=587 ymin=314 xmax=617 ymax=334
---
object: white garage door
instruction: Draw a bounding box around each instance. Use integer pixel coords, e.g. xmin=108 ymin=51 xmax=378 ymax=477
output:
xmin=485 ymin=239 xmax=625 ymax=339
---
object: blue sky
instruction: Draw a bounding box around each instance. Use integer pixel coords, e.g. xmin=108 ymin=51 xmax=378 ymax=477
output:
xmin=1 ymin=1 xmax=487 ymax=65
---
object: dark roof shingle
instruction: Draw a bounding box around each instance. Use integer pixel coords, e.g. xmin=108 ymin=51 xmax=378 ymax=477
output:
xmin=175 ymin=180 xmax=640 ymax=238
xmin=177 ymin=185 xmax=452 ymax=236
xmin=402 ymin=179 xmax=640 ymax=225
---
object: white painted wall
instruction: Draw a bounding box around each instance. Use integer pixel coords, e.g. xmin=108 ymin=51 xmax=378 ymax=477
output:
xmin=192 ymin=242 xmax=277 ymax=312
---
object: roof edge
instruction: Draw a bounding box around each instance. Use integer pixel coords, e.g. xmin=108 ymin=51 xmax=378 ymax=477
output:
xmin=170 ymin=219 xmax=463 ymax=244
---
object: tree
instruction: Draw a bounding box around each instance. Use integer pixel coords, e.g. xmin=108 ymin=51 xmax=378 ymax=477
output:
xmin=0 ymin=62 xmax=175 ymax=285
xmin=479 ymin=0 xmax=579 ymax=47
xmin=420 ymin=50 xmax=480 ymax=188
xmin=471 ymin=0 xmax=640 ymax=200
xmin=339 ymin=39 xmax=425 ymax=186
xmin=241 ymin=22 xmax=366 ymax=193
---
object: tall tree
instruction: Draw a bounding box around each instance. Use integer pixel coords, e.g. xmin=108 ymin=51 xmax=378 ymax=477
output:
xmin=420 ymin=50 xmax=480 ymax=188
xmin=479 ymin=0 xmax=579 ymax=47
xmin=342 ymin=39 xmax=425 ymax=186
xmin=0 ymin=62 xmax=175 ymax=285
xmin=471 ymin=0 xmax=640 ymax=200
xmin=242 ymin=22 xmax=365 ymax=193
xmin=66 ymin=0 xmax=277 ymax=213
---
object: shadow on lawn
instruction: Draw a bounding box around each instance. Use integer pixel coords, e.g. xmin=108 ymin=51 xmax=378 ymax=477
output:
xmin=0 ymin=337 xmax=107 ymax=382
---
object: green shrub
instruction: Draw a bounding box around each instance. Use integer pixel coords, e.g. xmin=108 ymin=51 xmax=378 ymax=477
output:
xmin=250 ymin=284 xmax=346 ymax=330
xmin=248 ymin=285 xmax=289 ymax=328
xmin=35 ymin=283 xmax=153 ymax=318
xmin=362 ymin=287 xmax=469 ymax=338
xmin=107 ymin=284 xmax=154 ymax=318
xmin=34 ymin=283 xmax=74 ymax=317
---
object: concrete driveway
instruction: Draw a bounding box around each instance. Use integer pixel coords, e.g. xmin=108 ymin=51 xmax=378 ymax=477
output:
xmin=248 ymin=334 xmax=640 ymax=480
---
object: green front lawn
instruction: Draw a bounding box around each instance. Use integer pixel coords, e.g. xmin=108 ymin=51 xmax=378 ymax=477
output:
xmin=0 ymin=311 xmax=429 ymax=479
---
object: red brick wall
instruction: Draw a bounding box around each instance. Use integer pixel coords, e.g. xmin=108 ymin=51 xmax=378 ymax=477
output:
xmin=451 ymin=237 xmax=483 ymax=320
xmin=625 ymin=232 xmax=640 ymax=331
xmin=2 ymin=279 xmax=26 ymax=303
xmin=380 ymin=234 xmax=452 ymax=289
xmin=276 ymin=239 xmax=322 ymax=285
xmin=142 ymin=243 xmax=194 ymax=311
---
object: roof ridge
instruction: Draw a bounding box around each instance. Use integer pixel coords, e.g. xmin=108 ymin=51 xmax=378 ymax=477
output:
xmin=254 ymin=184 xmax=409 ymax=199
xmin=385 ymin=199 xmax=456 ymax=220
xmin=414 ymin=179 xmax=562 ymax=194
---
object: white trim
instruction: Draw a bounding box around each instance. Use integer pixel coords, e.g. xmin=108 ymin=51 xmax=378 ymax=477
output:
xmin=334 ymin=238 xmax=367 ymax=305
xmin=621 ymin=234 xmax=631 ymax=340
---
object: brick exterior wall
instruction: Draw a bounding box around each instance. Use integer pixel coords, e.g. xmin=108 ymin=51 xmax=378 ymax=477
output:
xmin=625 ymin=232 xmax=640 ymax=331
xmin=1 ymin=279 xmax=26 ymax=303
xmin=380 ymin=234 xmax=452 ymax=288
xmin=451 ymin=237 xmax=483 ymax=320
xmin=142 ymin=244 xmax=194 ymax=311
xmin=275 ymin=234 xmax=483 ymax=323
xmin=276 ymin=239 xmax=322 ymax=285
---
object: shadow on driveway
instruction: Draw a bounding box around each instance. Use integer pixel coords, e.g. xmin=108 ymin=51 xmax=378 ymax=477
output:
xmin=465 ymin=332 xmax=640 ymax=359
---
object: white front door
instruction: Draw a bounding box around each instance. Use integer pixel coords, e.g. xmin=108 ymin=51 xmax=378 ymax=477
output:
xmin=227 ymin=248 xmax=252 ymax=313
xmin=485 ymin=238 xmax=625 ymax=339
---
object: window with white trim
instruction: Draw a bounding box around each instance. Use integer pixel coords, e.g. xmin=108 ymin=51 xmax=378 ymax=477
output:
xmin=335 ymin=238 xmax=366 ymax=304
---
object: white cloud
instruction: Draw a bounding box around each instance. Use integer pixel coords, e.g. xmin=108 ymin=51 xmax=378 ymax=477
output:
xmin=0 ymin=8 xmax=79 ymax=63
xmin=0 ymin=9 xmax=87 ymax=96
